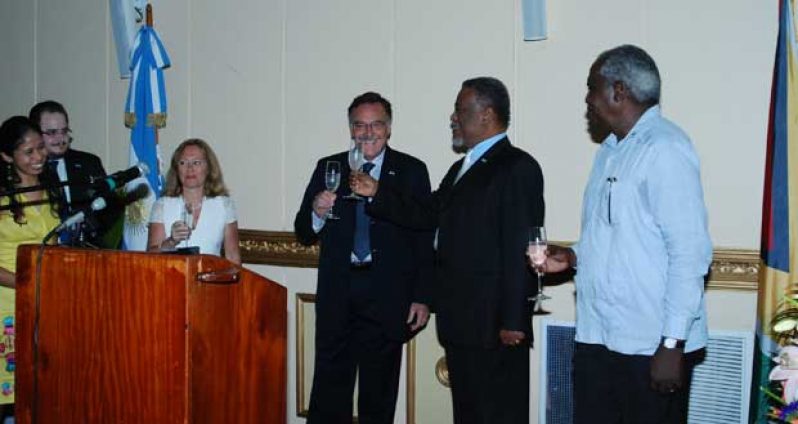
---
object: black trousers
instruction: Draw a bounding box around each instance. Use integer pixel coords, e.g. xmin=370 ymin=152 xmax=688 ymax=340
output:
xmin=573 ymin=342 xmax=705 ymax=424
xmin=445 ymin=344 xmax=530 ymax=424
xmin=307 ymin=270 xmax=403 ymax=424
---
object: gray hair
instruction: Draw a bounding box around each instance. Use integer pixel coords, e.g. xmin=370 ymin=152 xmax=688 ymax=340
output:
xmin=596 ymin=45 xmax=660 ymax=105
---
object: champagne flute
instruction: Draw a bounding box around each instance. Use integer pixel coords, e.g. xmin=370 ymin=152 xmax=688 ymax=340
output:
xmin=180 ymin=202 xmax=194 ymax=248
xmin=324 ymin=161 xmax=341 ymax=220
xmin=343 ymin=139 xmax=365 ymax=201
xmin=528 ymin=226 xmax=550 ymax=315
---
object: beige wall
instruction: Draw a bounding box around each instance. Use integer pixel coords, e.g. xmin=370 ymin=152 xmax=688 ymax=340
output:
xmin=0 ymin=0 xmax=774 ymax=422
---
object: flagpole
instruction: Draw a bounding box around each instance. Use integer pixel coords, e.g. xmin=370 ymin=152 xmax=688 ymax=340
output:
xmin=146 ymin=3 xmax=158 ymax=151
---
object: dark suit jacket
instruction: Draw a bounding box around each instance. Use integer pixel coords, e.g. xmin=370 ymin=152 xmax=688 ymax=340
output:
xmin=370 ymin=138 xmax=545 ymax=348
xmin=62 ymin=148 xmax=106 ymax=210
xmin=60 ymin=148 xmax=122 ymax=247
xmin=294 ymin=147 xmax=434 ymax=342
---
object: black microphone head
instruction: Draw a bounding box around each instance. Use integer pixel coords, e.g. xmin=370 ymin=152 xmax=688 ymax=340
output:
xmin=123 ymin=183 xmax=150 ymax=204
xmin=107 ymin=164 xmax=147 ymax=190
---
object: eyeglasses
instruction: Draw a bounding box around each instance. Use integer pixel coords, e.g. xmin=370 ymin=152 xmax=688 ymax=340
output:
xmin=178 ymin=159 xmax=206 ymax=168
xmin=351 ymin=121 xmax=388 ymax=132
xmin=41 ymin=127 xmax=71 ymax=137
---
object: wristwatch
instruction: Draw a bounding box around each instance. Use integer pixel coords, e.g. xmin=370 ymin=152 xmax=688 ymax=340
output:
xmin=661 ymin=337 xmax=686 ymax=349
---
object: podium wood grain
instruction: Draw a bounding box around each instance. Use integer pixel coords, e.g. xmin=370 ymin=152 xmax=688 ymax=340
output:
xmin=15 ymin=246 xmax=286 ymax=423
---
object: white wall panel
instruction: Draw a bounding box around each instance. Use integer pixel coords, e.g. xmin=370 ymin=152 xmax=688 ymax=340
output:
xmin=395 ymin=0 xmax=517 ymax=183
xmin=0 ymin=0 xmax=35 ymax=119
xmin=36 ymin=0 xmax=108 ymax=161
xmin=189 ymin=0 xmax=286 ymax=229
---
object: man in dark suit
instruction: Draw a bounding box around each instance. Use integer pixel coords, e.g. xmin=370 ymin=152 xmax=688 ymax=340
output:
xmin=29 ymin=100 xmax=119 ymax=247
xmin=294 ymin=92 xmax=433 ymax=424
xmin=351 ymin=77 xmax=545 ymax=424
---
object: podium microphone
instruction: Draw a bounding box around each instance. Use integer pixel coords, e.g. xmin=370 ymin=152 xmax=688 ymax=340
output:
xmin=53 ymin=197 xmax=108 ymax=233
xmin=94 ymin=162 xmax=150 ymax=191
xmin=42 ymin=196 xmax=107 ymax=245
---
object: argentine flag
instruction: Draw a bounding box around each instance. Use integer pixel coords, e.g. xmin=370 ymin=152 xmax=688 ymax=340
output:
xmin=123 ymin=25 xmax=170 ymax=251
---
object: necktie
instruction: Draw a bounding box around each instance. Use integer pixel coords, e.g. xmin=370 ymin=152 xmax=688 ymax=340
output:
xmin=50 ymin=158 xmax=71 ymax=204
xmin=353 ymin=162 xmax=375 ymax=262
xmin=454 ymin=151 xmax=472 ymax=183
xmin=47 ymin=160 xmax=74 ymax=244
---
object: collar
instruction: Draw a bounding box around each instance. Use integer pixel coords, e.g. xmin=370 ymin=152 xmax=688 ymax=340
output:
xmin=465 ymin=132 xmax=506 ymax=163
xmin=364 ymin=147 xmax=386 ymax=168
xmin=606 ymin=105 xmax=660 ymax=147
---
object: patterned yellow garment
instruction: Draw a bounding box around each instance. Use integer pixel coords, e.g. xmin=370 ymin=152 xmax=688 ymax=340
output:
xmin=0 ymin=194 xmax=59 ymax=404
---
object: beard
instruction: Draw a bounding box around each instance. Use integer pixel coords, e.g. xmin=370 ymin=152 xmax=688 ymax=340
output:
xmin=451 ymin=137 xmax=468 ymax=154
xmin=46 ymin=137 xmax=71 ymax=158
xmin=585 ymin=112 xmax=611 ymax=144
xmin=450 ymin=122 xmax=467 ymax=154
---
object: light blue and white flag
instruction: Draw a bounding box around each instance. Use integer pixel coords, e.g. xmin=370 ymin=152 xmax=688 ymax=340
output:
xmin=123 ymin=25 xmax=170 ymax=251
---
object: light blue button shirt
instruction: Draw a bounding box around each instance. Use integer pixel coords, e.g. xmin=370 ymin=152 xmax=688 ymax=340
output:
xmin=313 ymin=148 xmax=385 ymax=263
xmin=457 ymin=132 xmax=506 ymax=179
xmin=572 ymin=106 xmax=712 ymax=355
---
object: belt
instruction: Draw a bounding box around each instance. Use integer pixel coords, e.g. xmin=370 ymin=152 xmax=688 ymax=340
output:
xmin=350 ymin=261 xmax=372 ymax=270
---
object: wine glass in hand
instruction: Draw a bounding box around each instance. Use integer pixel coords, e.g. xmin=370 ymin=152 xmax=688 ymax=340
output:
xmin=177 ymin=202 xmax=196 ymax=248
xmin=343 ymin=139 xmax=365 ymax=200
xmin=324 ymin=161 xmax=341 ymax=220
xmin=527 ymin=226 xmax=550 ymax=314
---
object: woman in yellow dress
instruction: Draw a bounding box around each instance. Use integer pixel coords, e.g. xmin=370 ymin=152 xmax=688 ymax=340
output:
xmin=0 ymin=116 xmax=61 ymax=415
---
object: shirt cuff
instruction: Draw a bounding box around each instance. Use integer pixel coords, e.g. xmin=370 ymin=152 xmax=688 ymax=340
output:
xmin=662 ymin=316 xmax=691 ymax=340
xmin=311 ymin=212 xmax=326 ymax=233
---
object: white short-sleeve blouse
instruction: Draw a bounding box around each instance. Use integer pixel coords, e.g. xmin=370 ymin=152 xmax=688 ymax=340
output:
xmin=150 ymin=195 xmax=237 ymax=255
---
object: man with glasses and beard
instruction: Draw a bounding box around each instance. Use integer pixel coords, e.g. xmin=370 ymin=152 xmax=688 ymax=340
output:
xmin=294 ymin=91 xmax=433 ymax=424
xmin=29 ymin=100 xmax=119 ymax=247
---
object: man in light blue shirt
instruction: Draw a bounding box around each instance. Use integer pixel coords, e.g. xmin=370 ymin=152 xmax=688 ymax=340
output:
xmin=540 ymin=45 xmax=712 ymax=423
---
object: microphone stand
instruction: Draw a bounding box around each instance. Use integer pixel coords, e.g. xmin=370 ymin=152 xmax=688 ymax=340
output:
xmin=0 ymin=176 xmax=123 ymax=212
xmin=0 ymin=177 xmax=100 ymax=199
xmin=41 ymin=226 xmax=60 ymax=246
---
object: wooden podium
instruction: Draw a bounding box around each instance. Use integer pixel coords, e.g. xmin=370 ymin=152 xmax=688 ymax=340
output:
xmin=14 ymin=246 xmax=286 ymax=423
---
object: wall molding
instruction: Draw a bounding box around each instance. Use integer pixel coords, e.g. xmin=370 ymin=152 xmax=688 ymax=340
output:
xmin=239 ymin=230 xmax=319 ymax=268
xmin=706 ymin=248 xmax=760 ymax=290
xmin=239 ymin=230 xmax=761 ymax=291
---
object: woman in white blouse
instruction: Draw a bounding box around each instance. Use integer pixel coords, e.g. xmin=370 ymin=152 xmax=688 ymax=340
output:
xmin=146 ymin=138 xmax=241 ymax=264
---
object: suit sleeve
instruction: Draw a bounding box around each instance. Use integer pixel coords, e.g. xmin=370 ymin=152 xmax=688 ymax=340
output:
xmin=499 ymin=157 xmax=545 ymax=332
xmin=294 ymin=160 xmax=325 ymax=246
xmin=90 ymin=154 xmax=107 ymax=177
xmin=368 ymin=169 xmax=448 ymax=231
xmin=405 ymin=161 xmax=434 ymax=306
